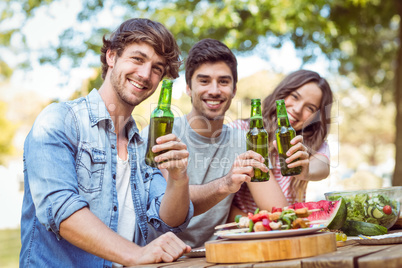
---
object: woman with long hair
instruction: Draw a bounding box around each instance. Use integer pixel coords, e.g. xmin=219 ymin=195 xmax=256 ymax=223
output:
xmin=229 ymin=69 xmax=334 ymax=216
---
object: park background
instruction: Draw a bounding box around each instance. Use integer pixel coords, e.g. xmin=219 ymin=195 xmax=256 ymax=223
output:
xmin=1 ymin=0 xmax=401 ymax=267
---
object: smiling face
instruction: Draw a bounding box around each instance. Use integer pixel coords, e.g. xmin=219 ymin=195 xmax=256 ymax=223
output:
xmin=284 ymin=82 xmax=323 ymax=131
xmin=106 ymin=42 xmax=166 ymax=108
xmin=186 ymin=61 xmax=236 ymax=121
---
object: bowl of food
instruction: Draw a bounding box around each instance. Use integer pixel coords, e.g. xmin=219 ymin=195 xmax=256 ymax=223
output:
xmin=324 ymin=187 xmax=402 ymax=229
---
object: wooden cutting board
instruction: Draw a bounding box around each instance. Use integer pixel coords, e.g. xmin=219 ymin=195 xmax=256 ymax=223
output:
xmin=205 ymin=232 xmax=336 ymax=263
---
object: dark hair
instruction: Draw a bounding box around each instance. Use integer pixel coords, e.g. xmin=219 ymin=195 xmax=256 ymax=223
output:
xmin=262 ymin=70 xmax=333 ymax=155
xmin=100 ymin=18 xmax=181 ymax=80
xmin=185 ymin=38 xmax=237 ymax=88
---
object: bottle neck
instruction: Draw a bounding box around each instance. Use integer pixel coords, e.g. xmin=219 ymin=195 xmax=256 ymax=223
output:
xmin=277 ymin=104 xmax=290 ymax=127
xmin=157 ymin=87 xmax=172 ymax=109
xmin=250 ymin=104 xmax=264 ymax=128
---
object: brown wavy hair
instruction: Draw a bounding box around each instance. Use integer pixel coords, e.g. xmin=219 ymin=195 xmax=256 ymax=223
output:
xmin=100 ymin=18 xmax=181 ymax=80
xmin=263 ymin=70 xmax=334 ymax=203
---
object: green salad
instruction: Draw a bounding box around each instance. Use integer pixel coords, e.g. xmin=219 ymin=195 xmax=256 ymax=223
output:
xmin=327 ymin=193 xmax=399 ymax=228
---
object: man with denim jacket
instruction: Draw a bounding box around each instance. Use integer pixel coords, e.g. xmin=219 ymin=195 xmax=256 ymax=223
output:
xmin=20 ymin=18 xmax=193 ymax=267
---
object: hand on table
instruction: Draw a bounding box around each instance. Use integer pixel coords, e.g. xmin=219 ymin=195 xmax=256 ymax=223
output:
xmin=132 ymin=232 xmax=191 ymax=264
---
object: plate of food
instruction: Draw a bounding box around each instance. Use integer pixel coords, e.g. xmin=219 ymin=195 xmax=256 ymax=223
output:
xmin=214 ymin=199 xmax=348 ymax=240
xmin=218 ymin=226 xmax=324 ymax=240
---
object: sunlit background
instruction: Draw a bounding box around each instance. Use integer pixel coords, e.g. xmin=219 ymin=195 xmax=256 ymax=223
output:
xmin=1 ymin=0 xmax=400 ymax=267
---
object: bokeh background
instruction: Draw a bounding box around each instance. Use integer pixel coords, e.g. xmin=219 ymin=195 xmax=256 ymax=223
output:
xmin=1 ymin=0 xmax=401 ymax=267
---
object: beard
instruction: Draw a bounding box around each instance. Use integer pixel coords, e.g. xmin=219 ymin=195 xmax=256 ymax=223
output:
xmin=110 ymin=69 xmax=149 ymax=107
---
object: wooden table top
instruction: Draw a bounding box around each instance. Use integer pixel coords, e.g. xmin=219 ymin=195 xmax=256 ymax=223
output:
xmin=127 ymin=229 xmax=402 ymax=268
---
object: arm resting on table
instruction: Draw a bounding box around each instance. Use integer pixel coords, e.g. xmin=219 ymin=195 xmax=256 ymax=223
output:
xmin=59 ymin=207 xmax=140 ymax=266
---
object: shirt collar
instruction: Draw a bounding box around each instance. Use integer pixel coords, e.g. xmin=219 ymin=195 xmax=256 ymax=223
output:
xmin=126 ymin=118 xmax=142 ymax=144
xmin=86 ymin=89 xmax=142 ymax=142
xmin=86 ymin=89 xmax=111 ymax=127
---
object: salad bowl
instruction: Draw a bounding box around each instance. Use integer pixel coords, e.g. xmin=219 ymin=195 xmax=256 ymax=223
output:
xmin=325 ymin=186 xmax=402 ymax=229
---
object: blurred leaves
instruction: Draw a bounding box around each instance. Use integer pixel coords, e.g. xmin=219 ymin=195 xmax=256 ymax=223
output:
xmin=0 ymin=101 xmax=17 ymax=165
xmin=0 ymin=0 xmax=399 ymax=95
xmin=0 ymin=61 xmax=13 ymax=81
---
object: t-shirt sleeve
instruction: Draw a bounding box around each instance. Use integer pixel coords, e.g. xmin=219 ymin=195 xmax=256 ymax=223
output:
xmin=315 ymin=141 xmax=330 ymax=160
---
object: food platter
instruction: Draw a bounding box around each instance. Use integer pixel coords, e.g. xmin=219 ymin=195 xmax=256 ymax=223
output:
xmin=219 ymin=226 xmax=324 ymax=240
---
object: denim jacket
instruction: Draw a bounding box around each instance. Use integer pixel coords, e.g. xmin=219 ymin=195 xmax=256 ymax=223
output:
xmin=20 ymin=89 xmax=193 ymax=267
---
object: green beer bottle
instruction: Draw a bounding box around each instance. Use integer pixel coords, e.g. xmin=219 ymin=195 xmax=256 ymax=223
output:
xmin=275 ymin=99 xmax=302 ymax=176
xmin=246 ymin=98 xmax=270 ymax=182
xmin=145 ymin=79 xmax=175 ymax=167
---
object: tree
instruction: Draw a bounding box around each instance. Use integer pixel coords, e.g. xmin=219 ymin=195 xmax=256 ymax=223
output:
xmin=1 ymin=0 xmax=401 ymax=185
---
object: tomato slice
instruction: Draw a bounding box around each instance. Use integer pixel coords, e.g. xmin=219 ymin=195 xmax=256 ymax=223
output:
xmin=272 ymin=207 xmax=283 ymax=213
xmin=383 ymin=205 xmax=392 ymax=215
xmin=250 ymin=213 xmax=268 ymax=223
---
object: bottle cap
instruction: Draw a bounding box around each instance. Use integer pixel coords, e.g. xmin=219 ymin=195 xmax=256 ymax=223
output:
xmin=251 ymin=98 xmax=261 ymax=105
xmin=276 ymin=99 xmax=285 ymax=105
xmin=162 ymin=79 xmax=173 ymax=87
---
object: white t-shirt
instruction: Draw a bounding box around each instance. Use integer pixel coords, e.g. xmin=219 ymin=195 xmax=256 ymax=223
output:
xmin=113 ymin=155 xmax=136 ymax=268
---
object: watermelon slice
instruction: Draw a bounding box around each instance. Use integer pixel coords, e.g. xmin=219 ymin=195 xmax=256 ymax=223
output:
xmin=287 ymin=198 xmax=347 ymax=230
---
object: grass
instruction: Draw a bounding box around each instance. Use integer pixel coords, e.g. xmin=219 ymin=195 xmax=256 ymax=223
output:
xmin=0 ymin=228 xmax=20 ymax=268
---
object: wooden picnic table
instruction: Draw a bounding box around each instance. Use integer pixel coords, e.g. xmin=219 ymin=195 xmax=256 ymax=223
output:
xmin=127 ymin=229 xmax=402 ymax=268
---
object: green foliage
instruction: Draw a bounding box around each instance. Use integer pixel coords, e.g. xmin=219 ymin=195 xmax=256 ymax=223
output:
xmin=0 ymin=0 xmax=399 ymax=95
xmin=0 ymin=61 xmax=13 ymax=81
xmin=320 ymin=0 xmax=397 ymax=92
xmin=0 ymin=101 xmax=17 ymax=164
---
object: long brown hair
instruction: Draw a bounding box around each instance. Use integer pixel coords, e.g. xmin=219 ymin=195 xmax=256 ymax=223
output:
xmin=263 ymin=70 xmax=333 ymax=156
xmin=263 ymin=70 xmax=333 ymax=202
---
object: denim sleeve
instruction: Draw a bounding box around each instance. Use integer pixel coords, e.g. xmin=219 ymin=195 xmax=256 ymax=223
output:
xmin=146 ymin=169 xmax=194 ymax=234
xmin=25 ymin=103 xmax=89 ymax=239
